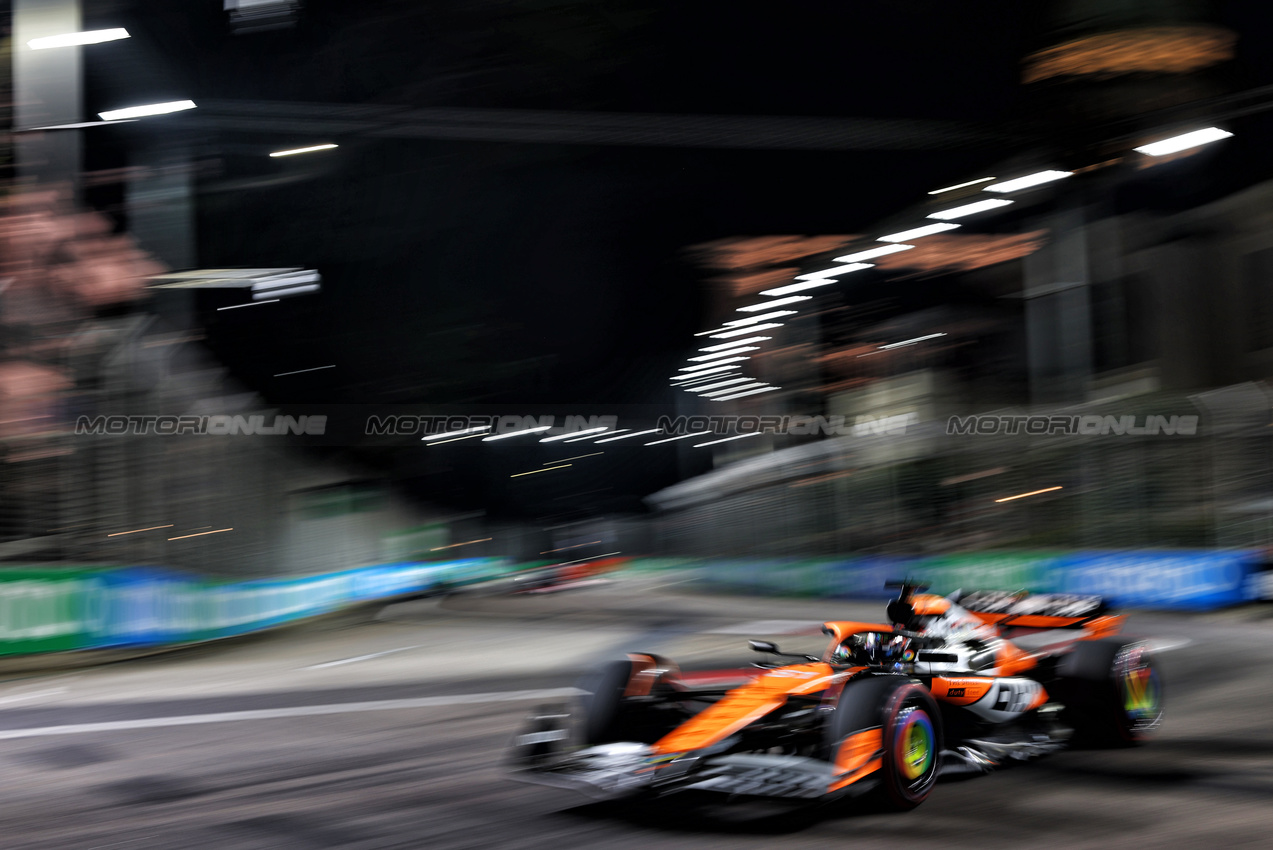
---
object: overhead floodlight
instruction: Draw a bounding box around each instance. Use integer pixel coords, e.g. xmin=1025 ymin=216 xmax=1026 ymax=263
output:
xmin=832 ymin=245 xmax=914 ymax=263
xmin=1134 ymin=127 xmax=1233 ymax=157
xmin=794 ymin=263 xmax=875 ymax=281
xmin=928 ymin=177 xmax=995 ymax=195
xmin=984 ymin=170 xmax=1073 ymax=193
xmin=270 ymin=143 xmax=339 ymax=158
xmin=29 ymin=28 xmax=130 ymax=50
xmin=927 ymin=198 xmax=1014 ymax=221
xmin=722 ymin=311 xmax=797 ymax=327
xmin=878 ymin=223 xmax=960 ymax=242
xmin=688 ymin=346 xmax=759 ymax=361
xmin=99 ymin=100 xmax=196 ymax=121
xmin=700 ymin=336 xmax=771 ymax=351
xmin=710 ymin=323 xmax=784 ymax=338
xmin=738 ymin=296 xmax=810 ymax=311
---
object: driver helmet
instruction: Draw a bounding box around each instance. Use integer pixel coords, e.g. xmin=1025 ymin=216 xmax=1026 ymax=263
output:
xmin=833 ymin=632 xmax=916 ymax=666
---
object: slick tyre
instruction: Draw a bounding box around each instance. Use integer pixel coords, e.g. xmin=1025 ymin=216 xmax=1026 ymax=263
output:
xmin=1055 ymin=640 xmax=1163 ymax=747
xmin=825 ymin=676 xmax=941 ymax=811
xmin=877 ymin=684 xmax=942 ymax=810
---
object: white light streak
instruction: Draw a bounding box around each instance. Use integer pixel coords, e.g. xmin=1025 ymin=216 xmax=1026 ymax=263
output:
xmin=737 ymin=296 xmax=810 ymax=311
xmin=700 ymin=336 xmax=771 ymax=351
xmin=540 ymin=427 xmax=610 ymax=443
xmin=1133 ymin=127 xmax=1233 ymax=157
xmin=832 ymin=245 xmax=914 ymax=263
xmin=994 ymin=486 xmax=1062 ymax=503
xmin=423 ymin=425 xmax=490 ymax=441
xmin=678 ymin=356 xmax=750 ymax=372
xmin=545 ymin=453 xmax=602 ymax=464
xmin=99 ymin=100 xmax=196 ymax=121
xmin=928 ymin=177 xmax=996 ymax=194
xmin=270 ymin=144 xmax=339 ymax=158
xmin=561 ymin=430 xmax=625 ymax=442
xmin=645 ymin=431 xmax=712 ymax=445
xmin=927 ymin=198 xmax=1013 ymax=220
xmin=511 ymin=464 xmax=571 ymax=478
xmin=759 ymin=280 xmax=836 ymax=297
xmin=688 ymin=347 xmax=759 ymax=361
xmin=28 ymin=29 xmax=129 ymax=50
xmin=879 ymin=332 xmax=947 ymax=350
xmin=425 ymin=432 xmax=488 ymax=445
xmin=711 ymin=386 xmax=782 ymax=401
xmin=722 ymin=311 xmax=796 ymax=327
xmin=878 ymin=223 xmax=960 ymax=242
xmin=168 ymin=527 xmax=233 ymax=541
xmin=687 ymin=377 xmax=754 ymax=393
xmin=273 ymin=364 xmax=335 ymax=377
xmin=253 ymin=284 xmax=318 ymax=299
xmin=983 ymin=170 xmax=1073 ymax=193
xmin=217 ymin=299 xmax=279 ymax=311
xmin=672 ymin=371 xmax=738 ymax=385
xmin=710 ymin=323 xmax=784 ymax=338
xmin=794 ymin=263 xmax=875 ymax=281
xmin=671 ymin=365 xmax=740 ymax=381
xmin=107 ymin=524 xmax=173 ymax=537
xmin=595 ymin=429 xmax=661 ymax=443
xmin=482 ymin=425 xmax=553 ymax=441
xmin=693 ymin=432 xmax=766 ymax=447
xmin=701 ymin=382 xmax=766 ymax=397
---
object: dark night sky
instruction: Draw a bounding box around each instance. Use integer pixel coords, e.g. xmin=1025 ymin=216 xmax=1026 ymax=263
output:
xmin=63 ymin=1 xmax=1273 ymax=517
xmin=80 ymin=1 xmax=1040 ymax=405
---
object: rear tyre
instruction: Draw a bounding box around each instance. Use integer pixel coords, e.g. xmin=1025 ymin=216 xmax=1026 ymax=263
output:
xmin=1055 ymin=640 xmax=1163 ymax=747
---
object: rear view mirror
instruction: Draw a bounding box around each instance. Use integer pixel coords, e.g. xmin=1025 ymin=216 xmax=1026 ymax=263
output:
xmin=748 ymin=640 xmax=779 ymax=654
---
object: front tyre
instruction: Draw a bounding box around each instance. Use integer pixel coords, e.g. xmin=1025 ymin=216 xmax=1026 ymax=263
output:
xmin=878 ymin=684 xmax=941 ymax=809
xmin=824 ymin=676 xmax=942 ymax=811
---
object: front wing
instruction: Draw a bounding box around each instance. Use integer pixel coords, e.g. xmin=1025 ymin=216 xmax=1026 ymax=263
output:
xmin=510 ymin=740 xmax=872 ymax=801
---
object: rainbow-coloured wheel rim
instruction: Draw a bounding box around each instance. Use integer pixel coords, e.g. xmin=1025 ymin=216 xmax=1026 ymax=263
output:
xmin=893 ymin=707 xmax=935 ymax=783
xmin=1121 ymin=663 xmax=1162 ymax=731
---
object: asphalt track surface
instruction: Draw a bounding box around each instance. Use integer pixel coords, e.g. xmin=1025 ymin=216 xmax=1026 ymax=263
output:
xmin=0 ymin=576 xmax=1269 ymax=849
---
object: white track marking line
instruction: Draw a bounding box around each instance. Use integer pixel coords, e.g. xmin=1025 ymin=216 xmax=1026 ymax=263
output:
xmin=1145 ymin=637 xmax=1193 ymax=653
xmin=0 ymin=688 xmax=583 ymax=741
xmin=0 ymin=688 xmax=66 ymax=706
xmin=305 ymin=645 xmax=427 ymax=669
xmin=707 ymin=619 xmax=820 ymax=635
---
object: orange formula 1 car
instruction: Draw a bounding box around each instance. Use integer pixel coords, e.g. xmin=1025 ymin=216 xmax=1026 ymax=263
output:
xmin=508 ymin=581 xmax=1163 ymax=810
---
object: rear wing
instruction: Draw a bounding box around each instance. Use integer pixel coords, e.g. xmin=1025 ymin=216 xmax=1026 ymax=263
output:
xmin=954 ymin=590 xmax=1109 ymax=629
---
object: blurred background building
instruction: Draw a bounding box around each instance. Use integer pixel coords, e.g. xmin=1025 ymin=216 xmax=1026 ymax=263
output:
xmin=3 ymin=0 xmax=1273 ymax=574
